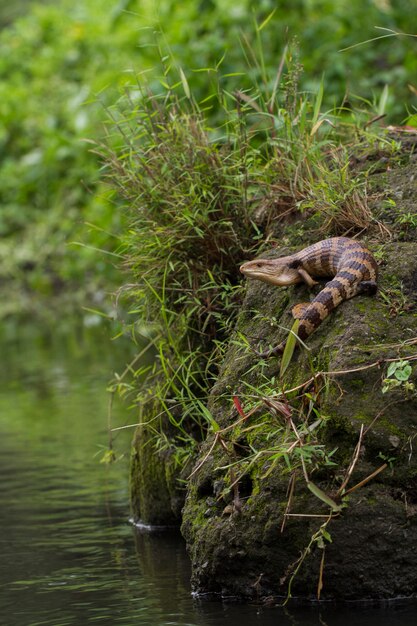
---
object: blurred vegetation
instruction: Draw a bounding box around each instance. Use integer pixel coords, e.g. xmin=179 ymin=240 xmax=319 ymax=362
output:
xmin=0 ymin=0 xmax=141 ymax=318
xmin=0 ymin=1 xmax=47 ymax=29
xmin=139 ymin=0 xmax=417 ymax=118
xmin=0 ymin=0 xmax=415 ymax=321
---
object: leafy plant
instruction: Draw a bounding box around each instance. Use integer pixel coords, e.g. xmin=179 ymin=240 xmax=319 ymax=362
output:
xmin=382 ymin=359 xmax=414 ymax=393
xmin=396 ymin=211 xmax=417 ymax=229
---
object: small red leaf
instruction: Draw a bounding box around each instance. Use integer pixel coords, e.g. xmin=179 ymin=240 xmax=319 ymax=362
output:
xmin=233 ymin=395 xmax=247 ymax=418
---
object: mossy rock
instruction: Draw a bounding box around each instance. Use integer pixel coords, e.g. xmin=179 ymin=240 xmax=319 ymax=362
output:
xmin=130 ymin=397 xmax=185 ymax=526
xmin=181 ymin=241 xmax=417 ymax=601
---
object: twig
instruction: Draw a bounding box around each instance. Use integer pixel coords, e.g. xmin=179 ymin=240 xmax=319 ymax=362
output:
xmin=284 ymin=513 xmax=333 ymax=518
xmin=317 ymin=548 xmax=326 ymax=600
xmin=281 ymin=473 xmax=296 ymax=533
xmin=278 ymin=351 xmax=417 ymax=399
xmin=269 ymin=44 xmax=288 ymax=113
xmin=336 ymin=424 xmax=364 ymax=496
xmin=364 ymin=114 xmax=386 ymax=128
xmin=343 ymin=463 xmax=387 ymax=495
xmin=188 ymin=433 xmax=220 ymax=479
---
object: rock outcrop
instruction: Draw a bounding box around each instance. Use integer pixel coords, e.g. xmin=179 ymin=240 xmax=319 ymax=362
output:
xmin=181 ymin=241 xmax=417 ymax=601
xmin=132 ymin=149 xmax=417 ymax=601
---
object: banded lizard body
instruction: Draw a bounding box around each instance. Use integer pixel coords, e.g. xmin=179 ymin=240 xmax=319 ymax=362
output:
xmin=240 ymin=237 xmax=378 ymax=356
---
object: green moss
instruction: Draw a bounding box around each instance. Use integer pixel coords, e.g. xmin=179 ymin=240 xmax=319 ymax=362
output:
xmin=350 ymin=378 xmax=365 ymax=389
xmin=377 ymin=417 xmax=403 ymax=437
xmin=353 ymin=411 xmax=375 ymax=424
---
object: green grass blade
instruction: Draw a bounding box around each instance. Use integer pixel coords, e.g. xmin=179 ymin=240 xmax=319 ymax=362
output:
xmin=312 ymin=75 xmax=324 ymax=126
xmin=280 ymin=319 xmax=300 ymax=378
xmin=378 ymin=84 xmax=389 ymax=116
xmin=195 ymin=399 xmax=220 ymax=432
xmin=179 ymin=67 xmax=191 ymax=99
xmin=257 ymin=9 xmax=276 ymax=32
xmin=307 ymin=481 xmax=342 ymax=512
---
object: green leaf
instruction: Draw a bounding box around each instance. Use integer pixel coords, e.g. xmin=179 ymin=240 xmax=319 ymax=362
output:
xmin=257 ymin=9 xmax=276 ymax=31
xmin=195 ymin=399 xmax=220 ymax=432
xmin=406 ymin=113 xmax=417 ymax=128
xmin=387 ymin=361 xmax=399 ymax=377
xmin=307 ymin=481 xmax=342 ymax=512
xmin=378 ymin=84 xmax=389 ymax=116
xmin=312 ymin=75 xmax=324 ymax=126
xmin=179 ymin=67 xmax=191 ymax=99
xmin=100 ymin=449 xmax=116 ymax=464
xmin=280 ymin=319 xmax=300 ymax=378
xmin=395 ymin=365 xmax=412 ymax=381
xmin=382 ymin=378 xmax=401 ymax=393
xmin=306 ymin=418 xmax=322 ymax=433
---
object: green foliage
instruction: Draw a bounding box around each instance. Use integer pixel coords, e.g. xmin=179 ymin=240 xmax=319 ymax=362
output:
xmin=280 ymin=319 xmax=301 ymax=377
xmin=0 ymin=0 xmax=38 ymax=28
xmin=136 ymin=0 xmax=417 ymax=120
xmin=104 ymin=90 xmax=256 ymax=323
xmin=382 ymin=359 xmax=415 ymax=393
xmin=102 ymin=73 xmax=263 ymax=448
xmin=0 ymin=0 xmax=146 ymax=311
xmin=223 ymin=398 xmax=337 ymax=481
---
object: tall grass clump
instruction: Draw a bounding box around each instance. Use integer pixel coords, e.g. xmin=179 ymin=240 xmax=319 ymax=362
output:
xmin=103 ymin=76 xmax=264 ymax=450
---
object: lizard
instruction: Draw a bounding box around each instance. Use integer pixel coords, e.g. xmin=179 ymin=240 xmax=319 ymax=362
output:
xmin=239 ymin=237 xmax=378 ymax=357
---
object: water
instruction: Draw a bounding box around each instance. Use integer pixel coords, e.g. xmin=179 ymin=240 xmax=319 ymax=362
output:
xmin=0 ymin=321 xmax=416 ymax=626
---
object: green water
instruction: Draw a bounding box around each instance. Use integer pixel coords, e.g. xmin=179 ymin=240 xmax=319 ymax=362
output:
xmin=0 ymin=321 xmax=416 ymax=626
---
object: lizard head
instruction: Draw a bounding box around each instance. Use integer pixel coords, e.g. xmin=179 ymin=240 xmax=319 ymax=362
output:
xmin=239 ymin=257 xmax=302 ymax=286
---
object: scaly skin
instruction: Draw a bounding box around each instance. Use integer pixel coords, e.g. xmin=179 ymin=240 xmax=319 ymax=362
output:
xmin=240 ymin=237 xmax=378 ymax=356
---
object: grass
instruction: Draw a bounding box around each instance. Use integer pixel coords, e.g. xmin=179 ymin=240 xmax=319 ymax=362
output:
xmin=103 ymin=78 xmax=258 ymax=453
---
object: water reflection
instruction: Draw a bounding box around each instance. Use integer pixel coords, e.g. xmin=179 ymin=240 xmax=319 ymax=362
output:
xmin=0 ymin=322 xmax=416 ymax=626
